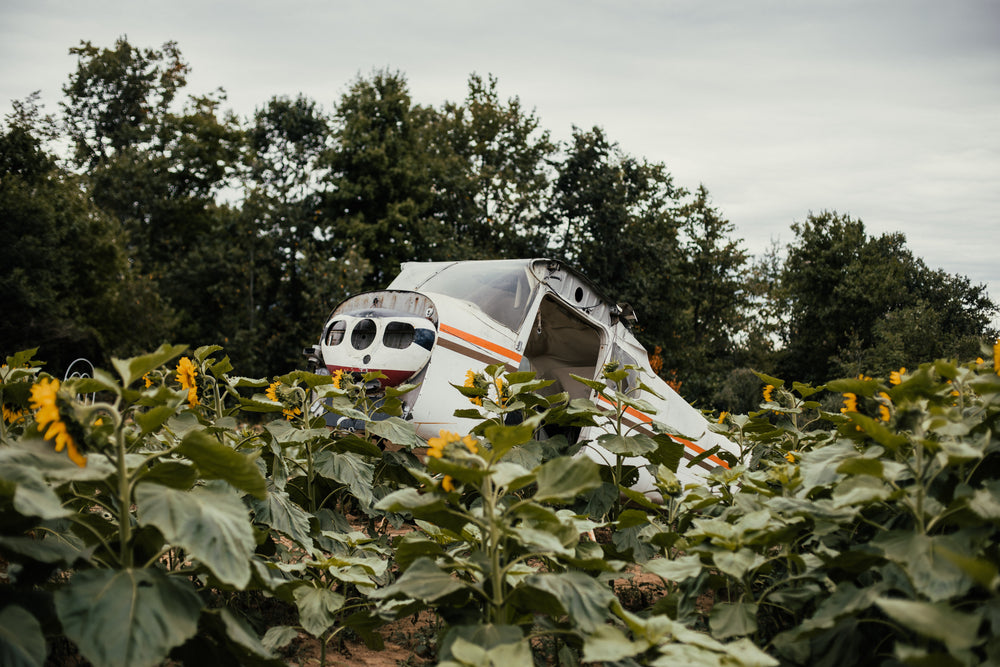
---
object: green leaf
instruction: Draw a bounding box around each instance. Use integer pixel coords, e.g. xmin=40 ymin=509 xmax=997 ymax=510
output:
xmin=873 ymin=532 xmax=974 ymax=602
xmin=582 ymin=624 xmax=644 ymax=663
xmin=136 ymin=482 xmax=256 ymax=588
xmin=569 ymin=373 xmax=607 ymax=392
xmin=836 ymin=456 xmax=884 ymax=478
xmin=135 ymin=405 xmax=179 ymax=435
xmin=645 ymin=434 xmax=685 ymax=471
xmin=533 ymin=456 xmax=601 ymax=504
xmin=331 ymin=432 xmax=383 ymax=457
xmin=832 ymin=475 xmax=892 ymax=507
xmin=112 ymin=343 xmax=188 ymax=388
xmin=484 ymin=420 xmax=541 ymax=461
xmin=261 ymin=626 xmax=298 ymax=652
xmin=596 ymin=433 xmax=658 ymax=457
xmin=450 ymin=634 xmax=533 ymax=666
xmin=293 ymin=586 xmax=346 ymax=638
xmin=514 ymin=527 xmax=574 ymax=557
xmin=441 ymin=625 xmax=527 ymax=665
xmin=55 ymin=568 xmax=202 ymax=667
xmin=175 ymin=429 xmax=267 ymax=499
xmin=0 ymin=441 xmax=114 ymax=484
xmin=366 ymin=416 xmax=423 ymax=448
xmin=393 ymin=533 xmax=447 ymax=572
xmin=369 ymin=557 xmax=470 ymax=602
xmin=875 ymin=597 xmax=981 ymax=652
xmin=313 ymin=450 xmax=375 ymax=507
xmin=0 ymin=463 xmax=69 ymax=519
xmin=848 ymin=413 xmax=909 ymax=450
xmin=792 ymin=381 xmax=822 ymax=398
xmin=969 ymin=481 xmax=1000 ymax=520
xmin=644 ymin=554 xmax=703 ymax=583
xmin=713 ymin=548 xmax=766 ymax=579
xmin=137 ymin=461 xmax=198 ymax=490
xmin=209 ymin=356 xmax=234 ymax=377
xmin=248 ymin=481 xmax=314 ymax=549
xmin=523 ymin=571 xmax=614 ymax=632
xmin=826 ymin=377 xmax=879 ymax=395
xmin=194 ymin=344 xmax=224 ymax=362
xmin=0 ymin=605 xmax=46 ymax=667
xmin=709 ymin=601 xmax=758 ymax=639
xmin=0 ymin=534 xmax=91 ymax=566
xmin=753 ymin=371 xmax=784 ymax=388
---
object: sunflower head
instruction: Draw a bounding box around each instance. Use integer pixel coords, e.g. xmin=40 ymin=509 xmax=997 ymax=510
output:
xmin=175 ymin=357 xmax=199 ymax=408
xmin=265 ymin=380 xmax=281 ymax=402
xmin=426 ymin=430 xmax=479 ymax=459
xmin=463 ymin=370 xmax=484 ymax=406
xmin=29 ymin=378 xmax=86 ymax=467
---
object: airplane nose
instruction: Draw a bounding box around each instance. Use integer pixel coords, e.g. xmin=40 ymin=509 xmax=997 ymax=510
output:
xmin=320 ymin=312 xmax=435 ymax=387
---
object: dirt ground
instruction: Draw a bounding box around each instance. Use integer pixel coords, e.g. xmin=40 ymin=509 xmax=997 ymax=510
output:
xmin=270 ymin=566 xmax=678 ymax=667
xmin=279 ymin=612 xmax=439 ymax=667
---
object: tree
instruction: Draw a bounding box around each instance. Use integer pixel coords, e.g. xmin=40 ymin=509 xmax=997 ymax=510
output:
xmin=61 ymin=38 xmax=188 ymax=170
xmin=321 ymin=70 xmax=447 ymax=288
xmin=779 ymin=211 xmax=997 ymax=381
xmin=436 ymin=73 xmax=555 ymax=258
xmin=60 ymin=38 xmax=250 ymax=363
xmin=673 ymin=185 xmax=750 ymax=402
xmin=548 ymin=126 xmax=685 ymax=365
xmin=242 ymin=94 xmax=369 ymax=373
xmin=0 ymin=97 xmax=169 ymax=372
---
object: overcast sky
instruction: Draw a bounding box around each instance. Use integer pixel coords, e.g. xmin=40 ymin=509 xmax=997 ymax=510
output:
xmin=3 ymin=0 xmax=998 ymax=314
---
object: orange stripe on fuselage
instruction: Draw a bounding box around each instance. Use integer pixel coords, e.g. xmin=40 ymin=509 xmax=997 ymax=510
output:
xmin=439 ymin=323 xmax=523 ymax=365
xmin=597 ymin=395 xmax=730 ymax=469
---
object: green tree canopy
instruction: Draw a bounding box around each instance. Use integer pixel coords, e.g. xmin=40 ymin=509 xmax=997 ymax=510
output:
xmin=779 ymin=211 xmax=997 ymax=382
xmin=548 ymin=126 xmax=685 ymax=367
xmin=321 ymin=69 xmax=447 ymax=288
xmin=0 ymin=97 xmax=169 ymax=373
xmin=436 ymin=73 xmax=556 ymax=258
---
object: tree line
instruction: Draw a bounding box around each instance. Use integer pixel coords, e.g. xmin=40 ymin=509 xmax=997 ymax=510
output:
xmin=1 ymin=38 xmax=996 ymax=409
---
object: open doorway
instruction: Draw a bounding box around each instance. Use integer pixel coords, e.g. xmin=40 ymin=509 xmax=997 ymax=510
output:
xmin=523 ymin=295 xmax=605 ymax=443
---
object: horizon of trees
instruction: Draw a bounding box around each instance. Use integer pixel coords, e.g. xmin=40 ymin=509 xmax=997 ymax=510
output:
xmin=2 ymin=37 xmax=997 ymax=411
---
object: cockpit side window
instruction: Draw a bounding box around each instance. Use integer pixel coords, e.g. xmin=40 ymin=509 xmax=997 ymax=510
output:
xmin=416 ymin=261 xmax=535 ymax=331
xmin=351 ymin=319 xmax=377 ymax=350
xmin=326 ymin=320 xmax=346 ymax=346
xmin=383 ymin=322 xmax=415 ymax=349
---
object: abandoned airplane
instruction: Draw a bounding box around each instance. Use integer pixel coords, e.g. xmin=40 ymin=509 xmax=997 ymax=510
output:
xmin=308 ymin=258 xmax=736 ymax=492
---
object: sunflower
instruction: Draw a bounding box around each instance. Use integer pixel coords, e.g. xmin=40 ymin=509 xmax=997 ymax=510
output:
xmin=877 ymin=392 xmax=892 ymax=422
xmin=426 ymin=430 xmax=478 ymax=459
xmin=841 ymin=393 xmax=858 ymax=414
xmin=464 ymin=370 xmax=483 ymax=406
xmin=29 ymin=378 xmax=86 ymax=467
xmin=763 ymin=385 xmax=775 ymax=402
xmin=265 ymin=380 xmax=281 ymax=402
xmin=176 ymin=357 xmax=199 ymax=408
xmin=2 ymin=403 xmax=26 ymax=425
xmin=266 ymin=380 xmax=302 ymax=420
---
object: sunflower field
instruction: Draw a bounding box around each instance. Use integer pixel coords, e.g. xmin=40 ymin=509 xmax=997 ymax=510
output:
xmin=0 ymin=342 xmax=998 ymax=666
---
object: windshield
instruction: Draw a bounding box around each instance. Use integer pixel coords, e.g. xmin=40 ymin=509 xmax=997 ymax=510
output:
xmin=416 ymin=261 xmax=536 ymax=331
